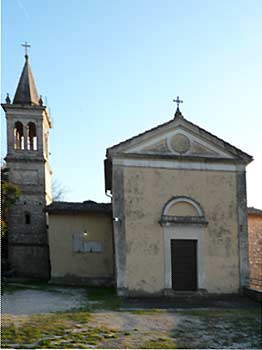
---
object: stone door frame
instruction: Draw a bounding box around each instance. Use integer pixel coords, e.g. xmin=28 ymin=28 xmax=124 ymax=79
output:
xmin=163 ymin=224 xmax=205 ymax=290
xmin=161 ymin=196 xmax=207 ymax=291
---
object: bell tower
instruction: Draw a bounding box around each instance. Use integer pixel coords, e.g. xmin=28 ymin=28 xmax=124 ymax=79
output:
xmin=1 ymin=48 xmax=52 ymax=279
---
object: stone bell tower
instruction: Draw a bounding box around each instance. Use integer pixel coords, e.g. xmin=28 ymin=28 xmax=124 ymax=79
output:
xmin=1 ymin=48 xmax=52 ymax=279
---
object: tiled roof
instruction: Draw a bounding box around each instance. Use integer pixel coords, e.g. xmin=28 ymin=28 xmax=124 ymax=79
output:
xmin=248 ymin=207 xmax=262 ymax=215
xmin=45 ymin=200 xmax=112 ymax=214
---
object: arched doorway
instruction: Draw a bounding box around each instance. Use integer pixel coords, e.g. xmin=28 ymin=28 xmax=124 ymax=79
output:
xmin=160 ymin=196 xmax=208 ymax=291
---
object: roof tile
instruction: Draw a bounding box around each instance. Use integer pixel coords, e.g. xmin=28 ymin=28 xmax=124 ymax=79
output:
xmin=45 ymin=200 xmax=112 ymax=214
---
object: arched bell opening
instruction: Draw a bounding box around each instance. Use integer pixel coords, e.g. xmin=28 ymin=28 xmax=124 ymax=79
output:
xmin=27 ymin=122 xmax=37 ymax=151
xmin=14 ymin=121 xmax=24 ymax=150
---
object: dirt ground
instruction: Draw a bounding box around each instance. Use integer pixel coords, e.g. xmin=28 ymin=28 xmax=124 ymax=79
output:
xmin=1 ymin=284 xmax=261 ymax=349
xmin=2 ymin=286 xmax=87 ymax=314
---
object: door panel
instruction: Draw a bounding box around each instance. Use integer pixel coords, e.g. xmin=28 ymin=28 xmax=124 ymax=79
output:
xmin=171 ymin=239 xmax=197 ymax=290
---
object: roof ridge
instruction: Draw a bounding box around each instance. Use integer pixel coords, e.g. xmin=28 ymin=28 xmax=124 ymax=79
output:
xmin=106 ymin=118 xmax=174 ymax=153
xmin=182 ymin=117 xmax=253 ymax=161
xmin=106 ymin=114 xmax=253 ymax=163
xmin=248 ymin=207 xmax=262 ymax=215
xmin=45 ymin=201 xmax=112 ymax=214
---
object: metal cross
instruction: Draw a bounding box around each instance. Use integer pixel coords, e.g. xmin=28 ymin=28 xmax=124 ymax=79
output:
xmin=173 ymin=96 xmax=183 ymax=109
xmin=22 ymin=41 xmax=31 ymax=55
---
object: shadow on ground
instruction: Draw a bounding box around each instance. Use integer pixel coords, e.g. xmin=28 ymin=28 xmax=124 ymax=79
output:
xmin=121 ymin=293 xmax=258 ymax=310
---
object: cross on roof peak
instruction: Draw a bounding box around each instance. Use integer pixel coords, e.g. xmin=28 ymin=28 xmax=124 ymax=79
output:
xmin=22 ymin=41 xmax=31 ymax=57
xmin=173 ymin=96 xmax=183 ymax=109
xmin=173 ymin=96 xmax=184 ymax=119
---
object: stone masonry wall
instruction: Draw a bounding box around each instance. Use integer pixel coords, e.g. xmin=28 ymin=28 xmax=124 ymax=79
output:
xmin=248 ymin=214 xmax=262 ymax=291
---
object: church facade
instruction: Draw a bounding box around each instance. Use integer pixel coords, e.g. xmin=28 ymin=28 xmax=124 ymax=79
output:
xmin=105 ymin=107 xmax=253 ymax=296
xmin=2 ymin=53 xmax=254 ymax=296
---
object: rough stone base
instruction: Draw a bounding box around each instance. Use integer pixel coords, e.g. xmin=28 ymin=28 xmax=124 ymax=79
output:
xmin=243 ymin=287 xmax=262 ymax=302
xmin=118 ymin=288 xmax=165 ymax=298
xmin=118 ymin=288 xmax=236 ymax=298
xmin=163 ymin=288 xmax=208 ymax=297
xmin=49 ymin=275 xmax=114 ymax=287
xmin=8 ymin=245 xmax=50 ymax=280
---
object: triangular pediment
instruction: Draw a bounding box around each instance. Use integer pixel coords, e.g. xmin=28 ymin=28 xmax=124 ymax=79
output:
xmin=107 ymin=114 xmax=252 ymax=163
xmin=129 ymin=127 xmax=224 ymax=157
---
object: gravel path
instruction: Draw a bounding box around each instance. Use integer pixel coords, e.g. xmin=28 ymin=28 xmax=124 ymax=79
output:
xmin=2 ymin=287 xmax=87 ymax=315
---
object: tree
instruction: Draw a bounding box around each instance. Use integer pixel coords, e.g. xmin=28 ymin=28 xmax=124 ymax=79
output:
xmin=1 ymin=164 xmax=20 ymax=238
xmin=52 ymin=178 xmax=67 ymax=201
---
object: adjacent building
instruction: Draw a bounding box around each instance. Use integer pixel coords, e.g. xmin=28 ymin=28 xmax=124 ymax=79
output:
xmin=46 ymin=201 xmax=114 ymax=285
xmin=248 ymin=207 xmax=262 ymax=291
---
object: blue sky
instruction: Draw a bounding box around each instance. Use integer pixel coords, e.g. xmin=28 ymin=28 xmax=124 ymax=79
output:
xmin=1 ymin=0 xmax=262 ymax=207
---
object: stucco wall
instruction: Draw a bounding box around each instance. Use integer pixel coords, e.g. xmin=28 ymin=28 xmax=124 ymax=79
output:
xmin=48 ymin=212 xmax=114 ymax=284
xmin=248 ymin=214 xmax=262 ymax=291
xmin=168 ymin=201 xmax=198 ymax=216
xmin=120 ymin=166 xmax=240 ymax=294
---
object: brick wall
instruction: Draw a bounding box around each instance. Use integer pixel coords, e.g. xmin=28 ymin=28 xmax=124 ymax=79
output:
xmin=248 ymin=213 xmax=262 ymax=291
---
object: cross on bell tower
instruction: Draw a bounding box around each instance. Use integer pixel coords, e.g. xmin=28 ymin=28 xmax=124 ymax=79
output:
xmin=22 ymin=41 xmax=31 ymax=57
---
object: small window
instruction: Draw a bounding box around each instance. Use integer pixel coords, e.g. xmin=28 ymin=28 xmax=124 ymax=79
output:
xmin=25 ymin=213 xmax=31 ymax=224
xmin=72 ymin=233 xmax=102 ymax=253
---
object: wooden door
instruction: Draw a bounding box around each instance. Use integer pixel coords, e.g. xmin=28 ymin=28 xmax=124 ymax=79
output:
xmin=171 ymin=239 xmax=197 ymax=291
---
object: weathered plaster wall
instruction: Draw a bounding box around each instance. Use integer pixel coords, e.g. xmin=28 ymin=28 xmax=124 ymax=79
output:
xmin=248 ymin=214 xmax=262 ymax=291
xmin=120 ymin=166 xmax=240 ymax=294
xmin=168 ymin=202 xmax=198 ymax=216
xmin=48 ymin=212 xmax=114 ymax=284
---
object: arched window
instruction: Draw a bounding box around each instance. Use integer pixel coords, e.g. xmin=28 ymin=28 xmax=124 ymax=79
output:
xmin=14 ymin=121 xmax=24 ymax=150
xmin=27 ymin=122 xmax=37 ymax=150
xmin=161 ymin=196 xmax=207 ymax=225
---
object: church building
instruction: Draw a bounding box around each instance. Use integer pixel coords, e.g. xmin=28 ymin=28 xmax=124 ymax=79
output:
xmin=2 ymin=51 xmax=254 ymax=296
xmin=104 ymin=104 xmax=253 ymax=296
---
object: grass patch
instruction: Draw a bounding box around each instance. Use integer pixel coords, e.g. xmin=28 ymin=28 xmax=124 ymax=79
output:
xmin=1 ymin=312 xmax=120 ymax=349
xmin=1 ymin=311 xmax=93 ymax=348
xmin=130 ymin=308 xmax=163 ymax=315
xmin=86 ymin=286 xmax=121 ymax=310
xmin=37 ymin=326 xmax=119 ymax=349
